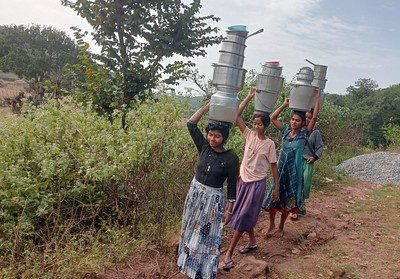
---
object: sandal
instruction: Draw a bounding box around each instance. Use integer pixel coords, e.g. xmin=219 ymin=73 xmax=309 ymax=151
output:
xmin=238 ymin=245 xmax=258 ymax=254
xmin=222 ymin=259 xmax=235 ymax=271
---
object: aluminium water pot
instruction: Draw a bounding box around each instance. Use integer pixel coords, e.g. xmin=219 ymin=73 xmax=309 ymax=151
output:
xmin=225 ymin=33 xmax=247 ymax=45
xmin=289 ymin=83 xmax=316 ymax=111
xmin=209 ymin=91 xmax=240 ymax=123
xmin=311 ymin=78 xmax=327 ymax=90
xmin=220 ymin=40 xmax=247 ymax=55
xmin=256 ymin=74 xmax=284 ymax=93
xmin=296 ymin=67 xmax=314 ymax=85
xmin=212 ymin=63 xmax=247 ymax=91
xmin=218 ymin=51 xmax=245 ymax=68
xmin=261 ymin=62 xmax=283 ymax=76
xmin=313 ymin=64 xmax=328 ymax=80
xmin=254 ymin=90 xmax=281 ymax=113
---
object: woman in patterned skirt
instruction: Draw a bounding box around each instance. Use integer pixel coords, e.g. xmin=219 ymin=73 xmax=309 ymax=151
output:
xmin=177 ymin=102 xmax=239 ymax=279
xmin=263 ymin=88 xmax=320 ymax=237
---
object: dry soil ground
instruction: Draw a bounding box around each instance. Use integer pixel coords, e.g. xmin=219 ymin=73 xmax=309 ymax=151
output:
xmin=99 ymin=178 xmax=400 ymax=279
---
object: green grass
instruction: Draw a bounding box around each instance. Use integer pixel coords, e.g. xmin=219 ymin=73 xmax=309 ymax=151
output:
xmin=1 ymin=226 xmax=145 ymax=279
xmin=313 ymin=145 xmax=370 ymax=189
xmin=0 ymin=71 xmax=18 ymax=80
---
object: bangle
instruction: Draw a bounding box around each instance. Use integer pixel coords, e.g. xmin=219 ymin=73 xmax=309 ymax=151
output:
xmin=226 ymin=211 xmax=233 ymax=215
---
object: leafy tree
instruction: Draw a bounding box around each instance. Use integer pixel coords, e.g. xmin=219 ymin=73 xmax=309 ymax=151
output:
xmin=346 ymin=78 xmax=378 ymax=101
xmin=326 ymin=79 xmax=400 ymax=146
xmin=0 ymin=25 xmax=79 ymax=108
xmin=0 ymin=25 xmax=78 ymax=84
xmin=62 ymin=0 xmax=222 ymax=127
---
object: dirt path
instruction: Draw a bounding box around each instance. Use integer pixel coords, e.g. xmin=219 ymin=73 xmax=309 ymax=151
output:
xmin=99 ymin=179 xmax=400 ymax=279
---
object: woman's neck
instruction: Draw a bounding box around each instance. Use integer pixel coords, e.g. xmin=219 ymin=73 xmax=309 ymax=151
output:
xmin=212 ymin=145 xmax=225 ymax=153
xmin=290 ymin=128 xmax=301 ymax=136
xmin=257 ymin=132 xmax=267 ymax=140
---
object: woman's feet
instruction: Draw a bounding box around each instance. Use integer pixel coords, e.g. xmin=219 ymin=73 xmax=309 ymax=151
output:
xmin=289 ymin=212 xmax=298 ymax=220
xmin=265 ymin=226 xmax=276 ymax=239
xmin=277 ymin=228 xmax=285 ymax=238
xmin=222 ymin=258 xmax=235 ymax=271
xmin=265 ymin=227 xmax=285 ymax=238
xmin=238 ymin=244 xmax=258 ymax=254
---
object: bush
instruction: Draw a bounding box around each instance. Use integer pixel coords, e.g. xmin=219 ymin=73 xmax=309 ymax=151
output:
xmin=383 ymin=124 xmax=400 ymax=147
xmin=315 ymin=100 xmax=362 ymax=148
xmin=0 ymin=95 xmax=196 ymax=275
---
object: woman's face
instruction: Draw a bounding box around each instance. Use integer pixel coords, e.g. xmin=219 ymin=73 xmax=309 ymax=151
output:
xmin=290 ymin=114 xmax=304 ymax=130
xmin=253 ymin=117 xmax=266 ymax=133
xmin=207 ymin=130 xmax=224 ymax=148
xmin=306 ymin=112 xmax=313 ymax=126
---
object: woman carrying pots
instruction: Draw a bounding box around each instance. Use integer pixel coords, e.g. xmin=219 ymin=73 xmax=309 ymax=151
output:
xmin=222 ymin=87 xmax=280 ymax=271
xmin=289 ymin=108 xmax=324 ymax=219
xmin=177 ymin=103 xmax=239 ymax=279
xmin=263 ymin=88 xmax=321 ymax=237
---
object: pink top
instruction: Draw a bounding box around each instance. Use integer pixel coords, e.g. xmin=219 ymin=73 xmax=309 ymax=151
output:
xmin=240 ymin=126 xmax=277 ymax=182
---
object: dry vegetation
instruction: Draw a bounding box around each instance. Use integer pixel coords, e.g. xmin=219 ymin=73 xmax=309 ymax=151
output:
xmin=0 ymin=74 xmax=27 ymax=118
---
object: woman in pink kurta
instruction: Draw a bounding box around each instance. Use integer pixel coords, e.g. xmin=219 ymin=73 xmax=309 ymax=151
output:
xmin=223 ymin=88 xmax=280 ymax=271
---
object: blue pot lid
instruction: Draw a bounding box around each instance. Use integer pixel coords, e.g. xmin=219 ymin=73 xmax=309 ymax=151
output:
xmin=228 ymin=25 xmax=247 ymax=31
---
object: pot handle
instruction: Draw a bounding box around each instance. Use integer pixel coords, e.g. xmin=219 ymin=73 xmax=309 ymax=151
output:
xmin=247 ymin=29 xmax=264 ymax=39
xmin=306 ymin=59 xmax=316 ymax=66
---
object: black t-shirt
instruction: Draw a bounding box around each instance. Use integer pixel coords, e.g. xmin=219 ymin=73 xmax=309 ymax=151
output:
xmin=187 ymin=120 xmax=239 ymax=200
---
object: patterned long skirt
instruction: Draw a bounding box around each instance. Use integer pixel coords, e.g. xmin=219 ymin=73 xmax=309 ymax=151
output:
xmin=262 ymin=137 xmax=306 ymax=215
xmin=177 ymin=178 xmax=225 ymax=279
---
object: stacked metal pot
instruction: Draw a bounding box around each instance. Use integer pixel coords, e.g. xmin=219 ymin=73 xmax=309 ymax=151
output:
xmin=209 ymin=27 xmax=248 ymax=124
xmin=289 ymin=61 xmax=328 ymax=111
xmin=308 ymin=60 xmax=328 ymax=107
xmin=254 ymin=61 xmax=284 ymax=113
xmin=289 ymin=66 xmax=316 ymax=111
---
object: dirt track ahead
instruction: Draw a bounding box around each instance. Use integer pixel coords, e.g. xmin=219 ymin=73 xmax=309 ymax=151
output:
xmin=100 ymin=179 xmax=400 ymax=279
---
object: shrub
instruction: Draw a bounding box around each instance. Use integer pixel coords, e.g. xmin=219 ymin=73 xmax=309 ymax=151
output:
xmin=383 ymin=124 xmax=400 ymax=147
xmin=0 ymin=95 xmax=196 ymax=273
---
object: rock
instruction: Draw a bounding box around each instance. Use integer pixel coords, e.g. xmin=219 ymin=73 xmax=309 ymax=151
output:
xmin=328 ymin=271 xmax=334 ymax=276
xmin=333 ymin=269 xmax=346 ymax=278
xmin=337 ymin=152 xmax=400 ymax=186
xmin=164 ymin=228 xmax=181 ymax=254
xmin=307 ymin=232 xmax=317 ymax=239
xmin=236 ymin=256 xmax=268 ymax=278
xmin=291 ymin=248 xmax=301 ymax=255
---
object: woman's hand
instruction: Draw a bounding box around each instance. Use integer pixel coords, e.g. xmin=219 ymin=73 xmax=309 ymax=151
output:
xmin=189 ymin=101 xmax=210 ymax=123
xmin=223 ymin=211 xmax=232 ymax=225
xmin=283 ymin=98 xmax=290 ymax=107
xmin=314 ymin=87 xmax=321 ymax=99
xmin=248 ymin=87 xmax=256 ymax=99
xmin=273 ymin=187 xmax=279 ymax=201
xmin=307 ymin=157 xmax=316 ymax=163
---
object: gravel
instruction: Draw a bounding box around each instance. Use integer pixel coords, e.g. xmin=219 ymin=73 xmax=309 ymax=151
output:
xmin=337 ymin=152 xmax=400 ymax=186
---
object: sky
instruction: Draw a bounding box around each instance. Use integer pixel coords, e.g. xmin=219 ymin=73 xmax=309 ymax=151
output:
xmin=0 ymin=0 xmax=399 ymax=95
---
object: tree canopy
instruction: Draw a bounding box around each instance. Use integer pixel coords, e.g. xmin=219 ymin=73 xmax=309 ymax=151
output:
xmin=0 ymin=25 xmax=79 ymax=82
xmin=62 ymin=0 xmax=222 ymax=126
xmin=326 ymin=78 xmax=400 ymax=146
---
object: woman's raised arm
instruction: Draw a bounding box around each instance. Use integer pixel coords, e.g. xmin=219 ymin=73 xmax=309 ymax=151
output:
xmin=270 ymin=98 xmax=289 ymax=131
